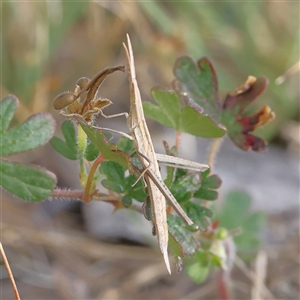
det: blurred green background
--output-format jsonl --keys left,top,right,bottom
{"left": 1, "top": 1, "right": 299, "bottom": 141}
{"left": 1, "top": 2, "right": 299, "bottom": 298}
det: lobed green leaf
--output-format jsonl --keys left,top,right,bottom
{"left": 0, "top": 160, "right": 57, "bottom": 202}
{"left": 1, "top": 113, "right": 56, "bottom": 157}
{"left": 173, "top": 56, "right": 220, "bottom": 121}
{"left": 145, "top": 88, "right": 226, "bottom": 138}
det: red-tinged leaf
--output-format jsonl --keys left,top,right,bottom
{"left": 221, "top": 76, "right": 275, "bottom": 152}
{"left": 223, "top": 76, "right": 268, "bottom": 111}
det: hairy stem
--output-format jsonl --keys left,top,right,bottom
{"left": 207, "top": 137, "right": 223, "bottom": 171}
{"left": 51, "top": 189, "right": 85, "bottom": 201}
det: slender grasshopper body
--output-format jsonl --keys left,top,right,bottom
{"left": 123, "top": 36, "right": 170, "bottom": 273}
{"left": 123, "top": 35, "right": 199, "bottom": 274}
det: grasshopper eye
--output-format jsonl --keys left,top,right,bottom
{"left": 76, "top": 77, "right": 90, "bottom": 90}
{"left": 53, "top": 91, "right": 77, "bottom": 110}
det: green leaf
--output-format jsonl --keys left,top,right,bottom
{"left": 79, "top": 121, "right": 129, "bottom": 168}
{"left": 122, "top": 195, "right": 133, "bottom": 208}
{"left": 98, "top": 161, "right": 147, "bottom": 203}
{"left": 62, "top": 120, "right": 77, "bottom": 147}
{"left": 0, "top": 112, "right": 56, "bottom": 157}
{"left": 50, "top": 137, "right": 77, "bottom": 160}
{"left": 117, "top": 136, "right": 135, "bottom": 153}
{"left": 0, "top": 160, "right": 57, "bottom": 202}
{"left": 184, "top": 202, "right": 213, "bottom": 230}
{"left": 146, "top": 88, "right": 181, "bottom": 129}
{"left": 180, "top": 106, "right": 225, "bottom": 138}
{"left": 50, "top": 120, "right": 78, "bottom": 160}
{"left": 195, "top": 189, "right": 218, "bottom": 201}
{"left": 241, "top": 211, "right": 265, "bottom": 233}
{"left": 84, "top": 142, "right": 99, "bottom": 161}
{"left": 124, "top": 175, "right": 147, "bottom": 202}
{"left": 144, "top": 88, "right": 226, "bottom": 138}
{"left": 194, "top": 172, "right": 221, "bottom": 201}
{"left": 185, "top": 259, "right": 209, "bottom": 284}
{"left": 0, "top": 95, "right": 18, "bottom": 133}
{"left": 215, "top": 190, "right": 266, "bottom": 253}
{"left": 202, "top": 174, "right": 222, "bottom": 189}
{"left": 169, "top": 169, "right": 200, "bottom": 203}
{"left": 173, "top": 56, "right": 220, "bottom": 120}
{"left": 99, "top": 161, "right": 125, "bottom": 184}
{"left": 101, "top": 179, "right": 124, "bottom": 193}
{"left": 218, "top": 190, "right": 252, "bottom": 229}
{"left": 168, "top": 214, "right": 200, "bottom": 256}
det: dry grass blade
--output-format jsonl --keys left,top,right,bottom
{"left": 235, "top": 255, "right": 275, "bottom": 299}
{"left": 0, "top": 242, "right": 21, "bottom": 300}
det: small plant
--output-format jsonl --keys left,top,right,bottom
{"left": 0, "top": 95, "right": 57, "bottom": 201}
{"left": 1, "top": 37, "right": 274, "bottom": 299}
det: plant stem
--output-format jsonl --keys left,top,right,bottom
{"left": 175, "top": 131, "right": 182, "bottom": 150}
{"left": 207, "top": 137, "right": 222, "bottom": 171}
{"left": 51, "top": 189, "right": 85, "bottom": 201}
{"left": 77, "top": 124, "right": 88, "bottom": 187}
{"left": 203, "top": 137, "right": 223, "bottom": 208}
{"left": 218, "top": 271, "right": 229, "bottom": 300}
{"left": 84, "top": 154, "right": 105, "bottom": 203}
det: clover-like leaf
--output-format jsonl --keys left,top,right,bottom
{"left": 221, "top": 76, "right": 275, "bottom": 152}
{"left": 144, "top": 88, "right": 226, "bottom": 138}
{"left": 0, "top": 97, "right": 56, "bottom": 157}
{"left": 50, "top": 120, "right": 78, "bottom": 160}
{"left": 194, "top": 170, "right": 222, "bottom": 201}
{"left": 0, "top": 160, "right": 57, "bottom": 202}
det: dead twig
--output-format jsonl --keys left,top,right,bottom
{"left": 0, "top": 242, "right": 21, "bottom": 300}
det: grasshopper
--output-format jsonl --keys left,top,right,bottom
{"left": 123, "top": 35, "right": 209, "bottom": 274}
{"left": 53, "top": 35, "right": 210, "bottom": 274}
